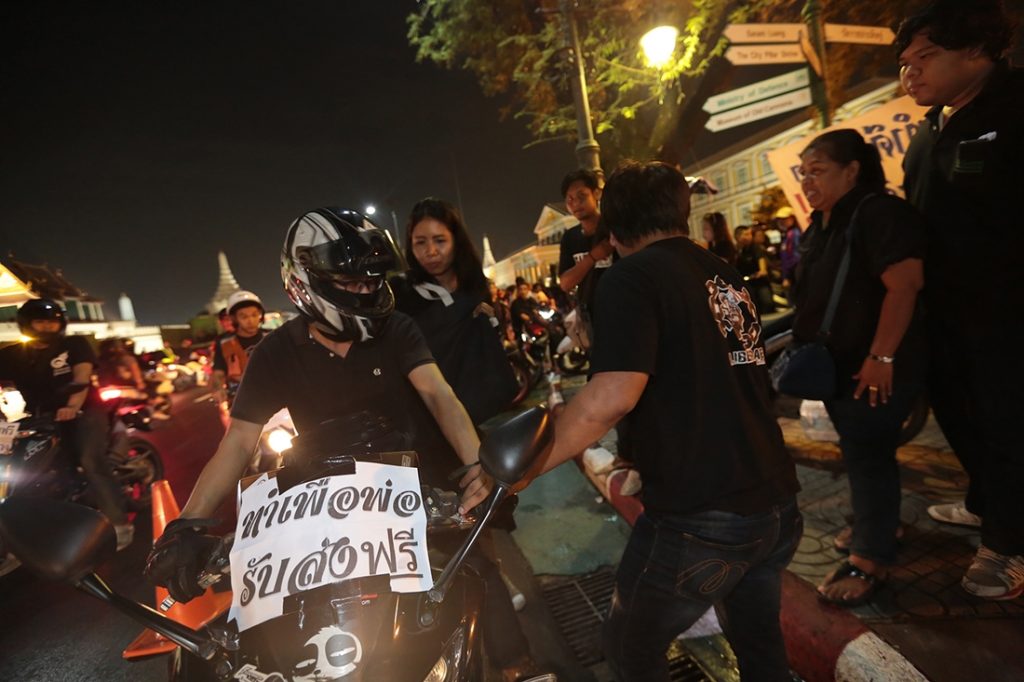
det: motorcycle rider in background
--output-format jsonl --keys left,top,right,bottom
{"left": 211, "top": 290, "right": 267, "bottom": 407}
{"left": 145, "top": 208, "right": 538, "bottom": 681}
{"left": 0, "top": 299, "right": 134, "bottom": 549}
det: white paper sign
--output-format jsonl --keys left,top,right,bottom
{"left": 228, "top": 462, "right": 431, "bottom": 632}
{"left": 0, "top": 422, "right": 17, "bottom": 455}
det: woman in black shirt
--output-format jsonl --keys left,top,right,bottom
{"left": 793, "top": 129, "right": 926, "bottom": 607}
{"left": 701, "top": 211, "right": 737, "bottom": 266}
{"left": 735, "top": 225, "right": 775, "bottom": 313}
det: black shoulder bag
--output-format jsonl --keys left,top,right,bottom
{"left": 770, "top": 194, "right": 875, "bottom": 400}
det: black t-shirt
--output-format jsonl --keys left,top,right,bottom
{"left": 509, "top": 296, "right": 538, "bottom": 334}
{"left": 0, "top": 336, "right": 102, "bottom": 413}
{"left": 709, "top": 240, "right": 738, "bottom": 266}
{"left": 735, "top": 244, "right": 767, "bottom": 280}
{"left": 903, "top": 62, "right": 1024, "bottom": 331}
{"left": 392, "top": 278, "right": 517, "bottom": 425}
{"left": 558, "top": 224, "right": 615, "bottom": 317}
{"left": 793, "top": 188, "right": 927, "bottom": 386}
{"left": 212, "top": 331, "right": 266, "bottom": 373}
{"left": 230, "top": 314, "right": 461, "bottom": 488}
{"left": 591, "top": 236, "right": 799, "bottom": 516}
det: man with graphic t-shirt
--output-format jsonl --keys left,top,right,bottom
{"left": 534, "top": 162, "right": 801, "bottom": 681}
{"left": 557, "top": 169, "right": 614, "bottom": 346}
{"left": 0, "top": 299, "right": 134, "bottom": 549}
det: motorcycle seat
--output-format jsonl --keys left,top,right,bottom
{"left": 0, "top": 497, "right": 115, "bottom": 582}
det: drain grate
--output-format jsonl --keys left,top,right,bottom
{"left": 540, "top": 568, "right": 712, "bottom": 682}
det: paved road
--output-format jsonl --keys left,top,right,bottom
{"left": 0, "top": 387, "right": 223, "bottom": 682}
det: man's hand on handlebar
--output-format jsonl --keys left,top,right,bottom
{"left": 458, "top": 463, "right": 493, "bottom": 515}
{"left": 54, "top": 407, "right": 79, "bottom": 422}
{"left": 144, "top": 518, "right": 221, "bottom": 604}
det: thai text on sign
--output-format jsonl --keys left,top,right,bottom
{"left": 228, "top": 462, "right": 431, "bottom": 632}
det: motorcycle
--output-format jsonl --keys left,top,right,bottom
{"left": 0, "top": 384, "right": 164, "bottom": 576}
{"left": 0, "top": 407, "right": 557, "bottom": 682}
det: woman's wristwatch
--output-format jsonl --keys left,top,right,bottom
{"left": 868, "top": 353, "right": 895, "bottom": 364}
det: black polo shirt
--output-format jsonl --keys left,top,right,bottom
{"left": 0, "top": 336, "right": 102, "bottom": 414}
{"left": 903, "top": 61, "right": 1024, "bottom": 331}
{"left": 793, "top": 188, "right": 927, "bottom": 387}
{"left": 231, "top": 314, "right": 461, "bottom": 487}
{"left": 591, "top": 236, "right": 799, "bottom": 516}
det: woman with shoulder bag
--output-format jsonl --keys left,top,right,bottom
{"left": 791, "top": 129, "right": 927, "bottom": 607}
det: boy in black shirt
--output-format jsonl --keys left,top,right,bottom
{"left": 535, "top": 162, "right": 801, "bottom": 681}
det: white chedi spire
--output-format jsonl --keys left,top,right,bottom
{"left": 206, "top": 250, "right": 242, "bottom": 314}
{"left": 118, "top": 293, "right": 136, "bottom": 322}
{"left": 481, "top": 235, "right": 496, "bottom": 270}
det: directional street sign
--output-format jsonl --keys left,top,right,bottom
{"left": 725, "top": 44, "right": 806, "bottom": 66}
{"left": 702, "top": 69, "right": 810, "bottom": 115}
{"left": 824, "top": 23, "right": 895, "bottom": 45}
{"left": 724, "top": 23, "right": 804, "bottom": 44}
{"left": 705, "top": 87, "right": 812, "bottom": 132}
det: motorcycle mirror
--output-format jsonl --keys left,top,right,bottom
{"left": 478, "top": 406, "right": 553, "bottom": 488}
{"left": 0, "top": 496, "right": 115, "bottom": 582}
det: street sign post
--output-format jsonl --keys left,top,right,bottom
{"left": 824, "top": 23, "right": 895, "bottom": 45}
{"left": 702, "top": 69, "right": 810, "bottom": 115}
{"left": 705, "top": 88, "right": 812, "bottom": 132}
{"left": 725, "top": 44, "right": 807, "bottom": 65}
{"left": 724, "top": 23, "right": 804, "bottom": 43}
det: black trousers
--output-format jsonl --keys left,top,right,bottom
{"left": 64, "top": 407, "right": 126, "bottom": 525}
{"left": 928, "top": 316, "right": 1024, "bottom": 556}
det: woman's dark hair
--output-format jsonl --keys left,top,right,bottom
{"left": 895, "top": 0, "right": 1015, "bottom": 62}
{"left": 702, "top": 212, "right": 732, "bottom": 245}
{"left": 599, "top": 161, "right": 691, "bottom": 246}
{"left": 800, "top": 129, "right": 887, "bottom": 192}
{"left": 404, "top": 197, "right": 488, "bottom": 299}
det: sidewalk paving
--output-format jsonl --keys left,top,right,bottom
{"left": 559, "top": 374, "right": 1024, "bottom": 682}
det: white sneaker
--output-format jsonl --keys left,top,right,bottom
{"left": 962, "top": 546, "right": 1024, "bottom": 600}
{"left": 927, "top": 501, "right": 981, "bottom": 528}
{"left": 115, "top": 524, "right": 135, "bottom": 551}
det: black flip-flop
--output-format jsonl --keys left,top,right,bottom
{"left": 818, "top": 560, "right": 884, "bottom": 607}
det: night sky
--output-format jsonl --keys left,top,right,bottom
{"left": 0, "top": 1, "right": 573, "bottom": 324}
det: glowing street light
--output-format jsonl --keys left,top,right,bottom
{"left": 364, "top": 205, "right": 377, "bottom": 216}
{"left": 640, "top": 25, "right": 679, "bottom": 68}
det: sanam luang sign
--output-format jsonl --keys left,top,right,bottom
{"left": 228, "top": 462, "right": 431, "bottom": 631}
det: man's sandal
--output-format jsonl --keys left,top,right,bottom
{"left": 833, "top": 525, "right": 905, "bottom": 554}
{"left": 818, "top": 560, "right": 884, "bottom": 607}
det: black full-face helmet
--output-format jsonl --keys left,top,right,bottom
{"left": 17, "top": 298, "right": 67, "bottom": 344}
{"left": 281, "top": 208, "right": 403, "bottom": 342}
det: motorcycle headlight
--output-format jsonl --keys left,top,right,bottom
{"left": 538, "top": 308, "right": 554, "bottom": 321}
{"left": 266, "top": 428, "right": 294, "bottom": 454}
{"left": 422, "top": 624, "right": 466, "bottom": 682}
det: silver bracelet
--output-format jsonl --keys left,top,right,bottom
{"left": 869, "top": 353, "right": 895, "bottom": 364}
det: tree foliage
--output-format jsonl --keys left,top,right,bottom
{"left": 407, "top": 0, "right": 1005, "bottom": 163}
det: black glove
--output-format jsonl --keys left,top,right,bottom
{"left": 144, "top": 517, "right": 221, "bottom": 604}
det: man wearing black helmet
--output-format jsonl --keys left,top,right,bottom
{"left": 148, "top": 209, "right": 491, "bottom": 593}
{"left": 0, "top": 299, "right": 134, "bottom": 549}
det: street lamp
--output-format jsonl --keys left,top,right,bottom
{"left": 640, "top": 25, "right": 679, "bottom": 68}
{"left": 364, "top": 205, "right": 377, "bottom": 216}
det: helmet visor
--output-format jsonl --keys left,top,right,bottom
{"left": 295, "top": 228, "right": 402, "bottom": 279}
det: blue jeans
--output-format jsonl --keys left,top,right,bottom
{"left": 825, "top": 381, "right": 922, "bottom": 565}
{"left": 604, "top": 499, "right": 802, "bottom": 682}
